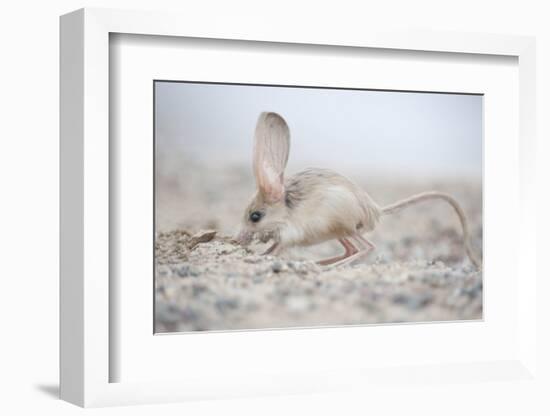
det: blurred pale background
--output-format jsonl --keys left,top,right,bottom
{"left": 156, "top": 82, "right": 481, "bottom": 177}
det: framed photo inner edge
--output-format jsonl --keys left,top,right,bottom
{"left": 60, "top": 7, "right": 537, "bottom": 407}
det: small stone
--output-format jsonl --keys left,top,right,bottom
{"left": 215, "top": 298, "right": 239, "bottom": 313}
{"left": 392, "top": 293, "right": 433, "bottom": 310}
{"left": 402, "top": 236, "right": 415, "bottom": 247}
{"left": 191, "top": 283, "right": 209, "bottom": 296}
{"left": 244, "top": 256, "right": 263, "bottom": 264}
{"left": 188, "top": 229, "right": 217, "bottom": 249}
{"left": 188, "top": 266, "right": 200, "bottom": 277}
{"left": 156, "top": 302, "right": 181, "bottom": 324}
{"left": 156, "top": 265, "right": 171, "bottom": 278}
{"left": 287, "top": 261, "right": 314, "bottom": 275}
{"left": 176, "top": 264, "right": 190, "bottom": 278}
{"left": 161, "top": 282, "right": 179, "bottom": 299}
{"left": 167, "top": 263, "right": 199, "bottom": 278}
{"left": 180, "top": 306, "right": 200, "bottom": 322}
{"left": 272, "top": 261, "right": 284, "bottom": 273}
{"left": 460, "top": 281, "right": 483, "bottom": 298}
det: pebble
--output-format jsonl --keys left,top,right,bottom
{"left": 176, "top": 264, "right": 190, "bottom": 278}
{"left": 157, "top": 265, "right": 171, "bottom": 278}
{"left": 392, "top": 292, "right": 433, "bottom": 310}
{"left": 156, "top": 302, "right": 181, "bottom": 324}
{"left": 168, "top": 263, "right": 201, "bottom": 278}
{"left": 271, "top": 261, "right": 284, "bottom": 273}
{"left": 460, "top": 281, "right": 483, "bottom": 298}
{"left": 180, "top": 306, "right": 200, "bottom": 323}
{"left": 161, "top": 283, "right": 179, "bottom": 299}
{"left": 191, "top": 283, "right": 209, "bottom": 296}
{"left": 188, "top": 229, "right": 217, "bottom": 249}
{"left": 287, "top": 261, "right": 318, "bottom": 275}
{"left": 244, "top": 256, "right": 263, "bottom": 264}
{"left": 215, "top": 298, "right": 240, "bottom": 313}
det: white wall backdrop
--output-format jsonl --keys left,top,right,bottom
{"left": 0, "top": 1, "right": 548, "bottom": 416}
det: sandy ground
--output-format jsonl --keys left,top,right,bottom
{"left": 155, "top": 164, "right": 482, "bottom": 333}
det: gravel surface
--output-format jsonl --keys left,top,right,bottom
{"left": 155, "top": 201, "right": 482, "bottom": 331}
{"left": 155, "top": 165, "right": 482, "bottom": 332}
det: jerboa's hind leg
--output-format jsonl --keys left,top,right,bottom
{"left": 318, "top": 235, "right": 375, "bottom": 267}
{"left": 327, "top": 234, "right": 375, "bottom": 267}
{"left": 317, "top": 238, "right": 358, "bottom": 266}
{"left": 264, "top": 238, "right": 360, "bottom": 263}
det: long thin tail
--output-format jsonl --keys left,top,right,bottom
{"left": 381, "top": 191, "right": 481, "bottom": 269}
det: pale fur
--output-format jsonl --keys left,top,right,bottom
{"left": 253, "top": 112, "right": 290, "bottom": 202}
{"left": 239, "top": 168, "right": 380, "bottom": 248}
{"left": 280, "top": 169, "right": 380, "bottom": 247}
{"left": 237, "top": 111, "right": 481, "bottom": 269}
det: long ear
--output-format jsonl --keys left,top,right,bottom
{"left": 253, "top": 112, "right": 290, "bottom": 203}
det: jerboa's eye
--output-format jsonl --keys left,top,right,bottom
{"left": 249, "top": 211, "right": 263, "bottom": 223}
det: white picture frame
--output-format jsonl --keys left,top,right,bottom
{"left": 60, "top": 7, "right": 538, "bottom": 407}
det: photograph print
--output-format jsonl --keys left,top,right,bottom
{"left": 154, "top": 81, "right": 483, "bottom": 333}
